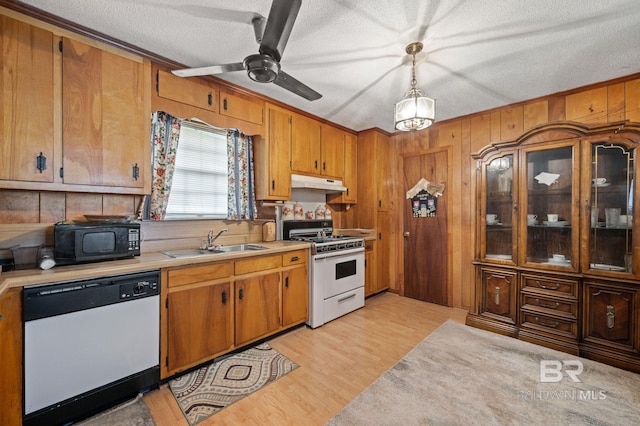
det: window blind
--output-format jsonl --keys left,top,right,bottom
{"left": 165, "top": 124, "right": 228, "bottom": 219}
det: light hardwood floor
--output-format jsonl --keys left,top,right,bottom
{"left": 143, "top": 292, "right": 468, "bottom": 425}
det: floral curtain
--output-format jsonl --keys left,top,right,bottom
{"left": 227, "top": 130, "right": 257, "bottom": 220}
{"left": 139, "top": 111, "right": 182, "bottom": 220}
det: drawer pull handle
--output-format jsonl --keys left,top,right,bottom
{"left": 534, "top": 317, "right": 559, "bottom": 328}
{"left": 238, "top": 287, "right": 244, "bottom": 300}
{"left": 222, "top": 290, "right": 227, "bottom": 305}
{"left": 606, "top": 305, "right": 615, "bottom": 329}
{"left": 494, "top": 287, "right": 500, "bottom": 305}
{"left": 291, "top": 256, "right": 299, "bottom": 262}
{"left": 536, "top": 299, "right": 560, "bottom": 309}
{"left": 285, "top": 277, "right": 289, "bottom": 288}
{"left": 337, "top": 293, "right": 356, "bottom": 303}
{"left": 535, "top": 280, "right": 560, "bottom": 290}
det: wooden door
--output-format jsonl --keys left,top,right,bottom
{"left": 167, "top": 281, "right": 233, "bottom": 373}
{"left": 291, "top": 114, "right": 321, "bottom": 174}
{"left": 235, "top": 271, "right": 281, "bottom": 345}
{"left": 403, "top": 149, "right": 450, "bottom": 305}
{"left": 320, "top": 125, "right": 345, "bottom": 178}
{"left": 62, "top": 37, "right": 147, "bottom": 188}
{"left": 0, "top": 17, "right": 54, "bottom": 183}
{"left": 282, "top": 265, "right": 308, "bottom": 326}
{"left": 267, "top": 107, "right": 292, "bottom": 199}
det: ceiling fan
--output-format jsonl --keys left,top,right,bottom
{"left": 172, "top": 0, "right": 322, "bottom": 101}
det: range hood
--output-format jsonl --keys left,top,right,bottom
{"left": 290, "top": 174, "right": 346, "bottom": 193}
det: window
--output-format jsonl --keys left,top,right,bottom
{"left": 165, "top": 124, "right": 228, "bottom": 219}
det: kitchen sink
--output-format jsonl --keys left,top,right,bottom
{"left": 208, "top": 244, "right": 269, "bottom": 253}
{"left": 161, "top": 244, "right": 268, "bottom": 258}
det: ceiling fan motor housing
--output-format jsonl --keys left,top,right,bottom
{"left": 244, "top": 53, "right": 280, "bottom": 83}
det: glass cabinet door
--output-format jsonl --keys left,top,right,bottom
{"left": 586, "top": 142, "right": 635, "bottom": 275}
{"left": 522, "top": 144, "right": 579, "bottom": 269}
{"left": 482, "top": 154, "right": 516, "bottom": 263}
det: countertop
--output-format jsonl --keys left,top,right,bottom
{"left": 0, "top": 240, "right": 310, "bottom": 297}
{"left": 334, "top": 228, "right": 377, "bottom": 241}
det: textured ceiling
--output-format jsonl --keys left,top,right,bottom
{"left": 15, "top": 0, "right": 640, "bottom": 133}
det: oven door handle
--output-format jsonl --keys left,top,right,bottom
{"left": 313, "top": 247, "right": 365, "bottom": 260}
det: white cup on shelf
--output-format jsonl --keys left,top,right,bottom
{"left": 486, "top": 214, "right": 498, "bottom": 225}
{"left": 547, "top": 213, "right": 559, "bottom": 222}
{"left": 552, "top": 254, "right": 565, "bottom": 262}
{"left": 527, "top": 214, "right": 537, "bottom": 225}
{"left": 592, "top": 178, "right": 607, "bottom": 185}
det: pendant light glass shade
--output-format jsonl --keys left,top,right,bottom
{"left": 394, "top": 42, "right": 435, "bottom": 132}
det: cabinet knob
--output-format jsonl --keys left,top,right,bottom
{"left": 403, "top": 232, "right": 411, "bottom": 237}
{"left": 285, "top": 277, "right": 289, "bottom": 288}
{"left": 222, "top": 290, "right": 227, "bottom": 304}
{"left": 238, "top": 287, "right": 244, "bottom": 300}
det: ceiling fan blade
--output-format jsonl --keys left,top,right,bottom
{"left": 259, "top": 0, "right": 301, "bottom": 62}
{"left": 274, "top": 70, "right": 322, "bottom": 101}
{"left": 172, "top": 62, "right": 245, "bottom": 77}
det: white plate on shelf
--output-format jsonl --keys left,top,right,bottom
{"left": 592, "top": 183, "right": 611, "bottom": 188}
{"left": 546, "top": 258, "right": 571, "bottom": 266}
{"left": 543, "top": 220, "right": 570, "bottom": 227}
{"left": 590, "top": 263, "right": 625, "bottom": 272}
{"left": 486, "top": 254, "right": 512, "bottom": 260}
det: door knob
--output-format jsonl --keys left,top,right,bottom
{"left": 403, "top": 232, "right": 411, "bottom": 237}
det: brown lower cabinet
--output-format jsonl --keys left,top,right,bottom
{"left": 162, "top": 249, "right": 308, "bottom": 378}
{"left": 468, "top": 265, "right": 640, "bottom": 373}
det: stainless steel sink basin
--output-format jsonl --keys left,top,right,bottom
{"left": 208, "top": 244, "right": 268, "bottom": 253}
{"left": 161, "top": 244, "right": 268, "bottom": 258}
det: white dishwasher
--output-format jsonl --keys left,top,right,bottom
{"left": 23, "top": 270, "right": 160, "bottom": 426}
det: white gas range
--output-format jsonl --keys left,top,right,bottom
{"left": 283, "top": 220, "right": 365, "bottom": 328}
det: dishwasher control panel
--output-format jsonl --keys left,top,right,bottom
{"left": 119, "top": 278, "right": 158, "bottom": 299}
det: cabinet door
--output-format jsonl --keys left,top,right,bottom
{"left": 266, "top": 107, "right": 291, "bottom": 200}
{"left": 0, "top": 288, "right": 22, "bottom": 426}
{"left": 167, "top": 281, "right": 233, "bottom": 373}
{"left": 219, "top": 89, "right": 264, "bottom": 125}
{"left": 62, "top": 38, "right": 147, "bottom": 189}
{"left": 327, "top": 132, "right": 357, "bottom": 204}
{"left": 291, "top": 114, "right": 321, "bottom": 174}
{"left": 481, "top": 153, "right": 517, "bottom": 264}
{"left": 520, "top": 143, "right": 579, "bottom": 270}
{"left": 235, "top": 271, "right": 281, "bottom": 345}
{"left": 376, "top": 211, "right": 392, "bottom": 292}
{"left": 364, "top": 241, "right": 376, "bottom": 296}
{"left": 157, "top": 69, "right": 217, "bottom": 112}
{"left": 583, "top": 141, "right": 636, "bottom": 277}
{"left": 0, "top": 17, "right": 54, "bottom": 183}
{"left": 479, "top": 268, "right": 516, "bottom": 324}
{"left": 584, "top": 280, "right": 639, "bottom": 353}
{"left": 320, "top": 125, "right": 345, "bottom": 179}
{"left": 376, "top": 132, "right": 393, "bottom": 211}
{"left": 282, "top": 265, "right": 308, "bottom": 326}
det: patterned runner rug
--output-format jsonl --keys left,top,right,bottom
{"left": 169, "top": 343, "right": 298, "bottom": 425}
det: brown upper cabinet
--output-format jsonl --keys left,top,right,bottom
{"left": 254, "top": 105, "right": 291, "bottom": 200}
{"left": 0, "top": 16, "right": 54, "bottom": 184}
{"left": 62, "top": 37, "right": 150, "bottom": 190}
{"left": 319, "top": 124, "right": 346, "bottom": 179}
{"left": 290, "top": 114, "right": 322, "bottom": 175}
{"left": 0, "top": 16, "right": 151, "bottom": 194}
{"left": 219, "top": 88, "right": 264, "bottom": 126}
{"left": 157, "top": 69, "right": 218, "bottom": 112}
{"left": 327, "top": 132, "right": 357, "bottom": 204}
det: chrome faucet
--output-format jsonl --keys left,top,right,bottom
{"left": 207, "top": 228, "right": 229, "bottom": 248}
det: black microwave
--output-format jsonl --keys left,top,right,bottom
{"left": 53, "top": 222, "right": 141, "bottom": 266}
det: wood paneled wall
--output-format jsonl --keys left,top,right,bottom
{"left": 383, "top": 74, "right": 640, "bottom": 310}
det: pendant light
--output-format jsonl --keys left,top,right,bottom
{"left": 394, "top": 42, "right": 435, "bottom": 132}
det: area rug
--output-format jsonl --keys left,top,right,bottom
{"left": 327, "top": 320, "right": 640, "bottom": 425}
{"left": 78, "top": 393, "right": 155, "bottom": 426}
{"left": 169, "top": 342, "right": 298, "bottom": 425}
